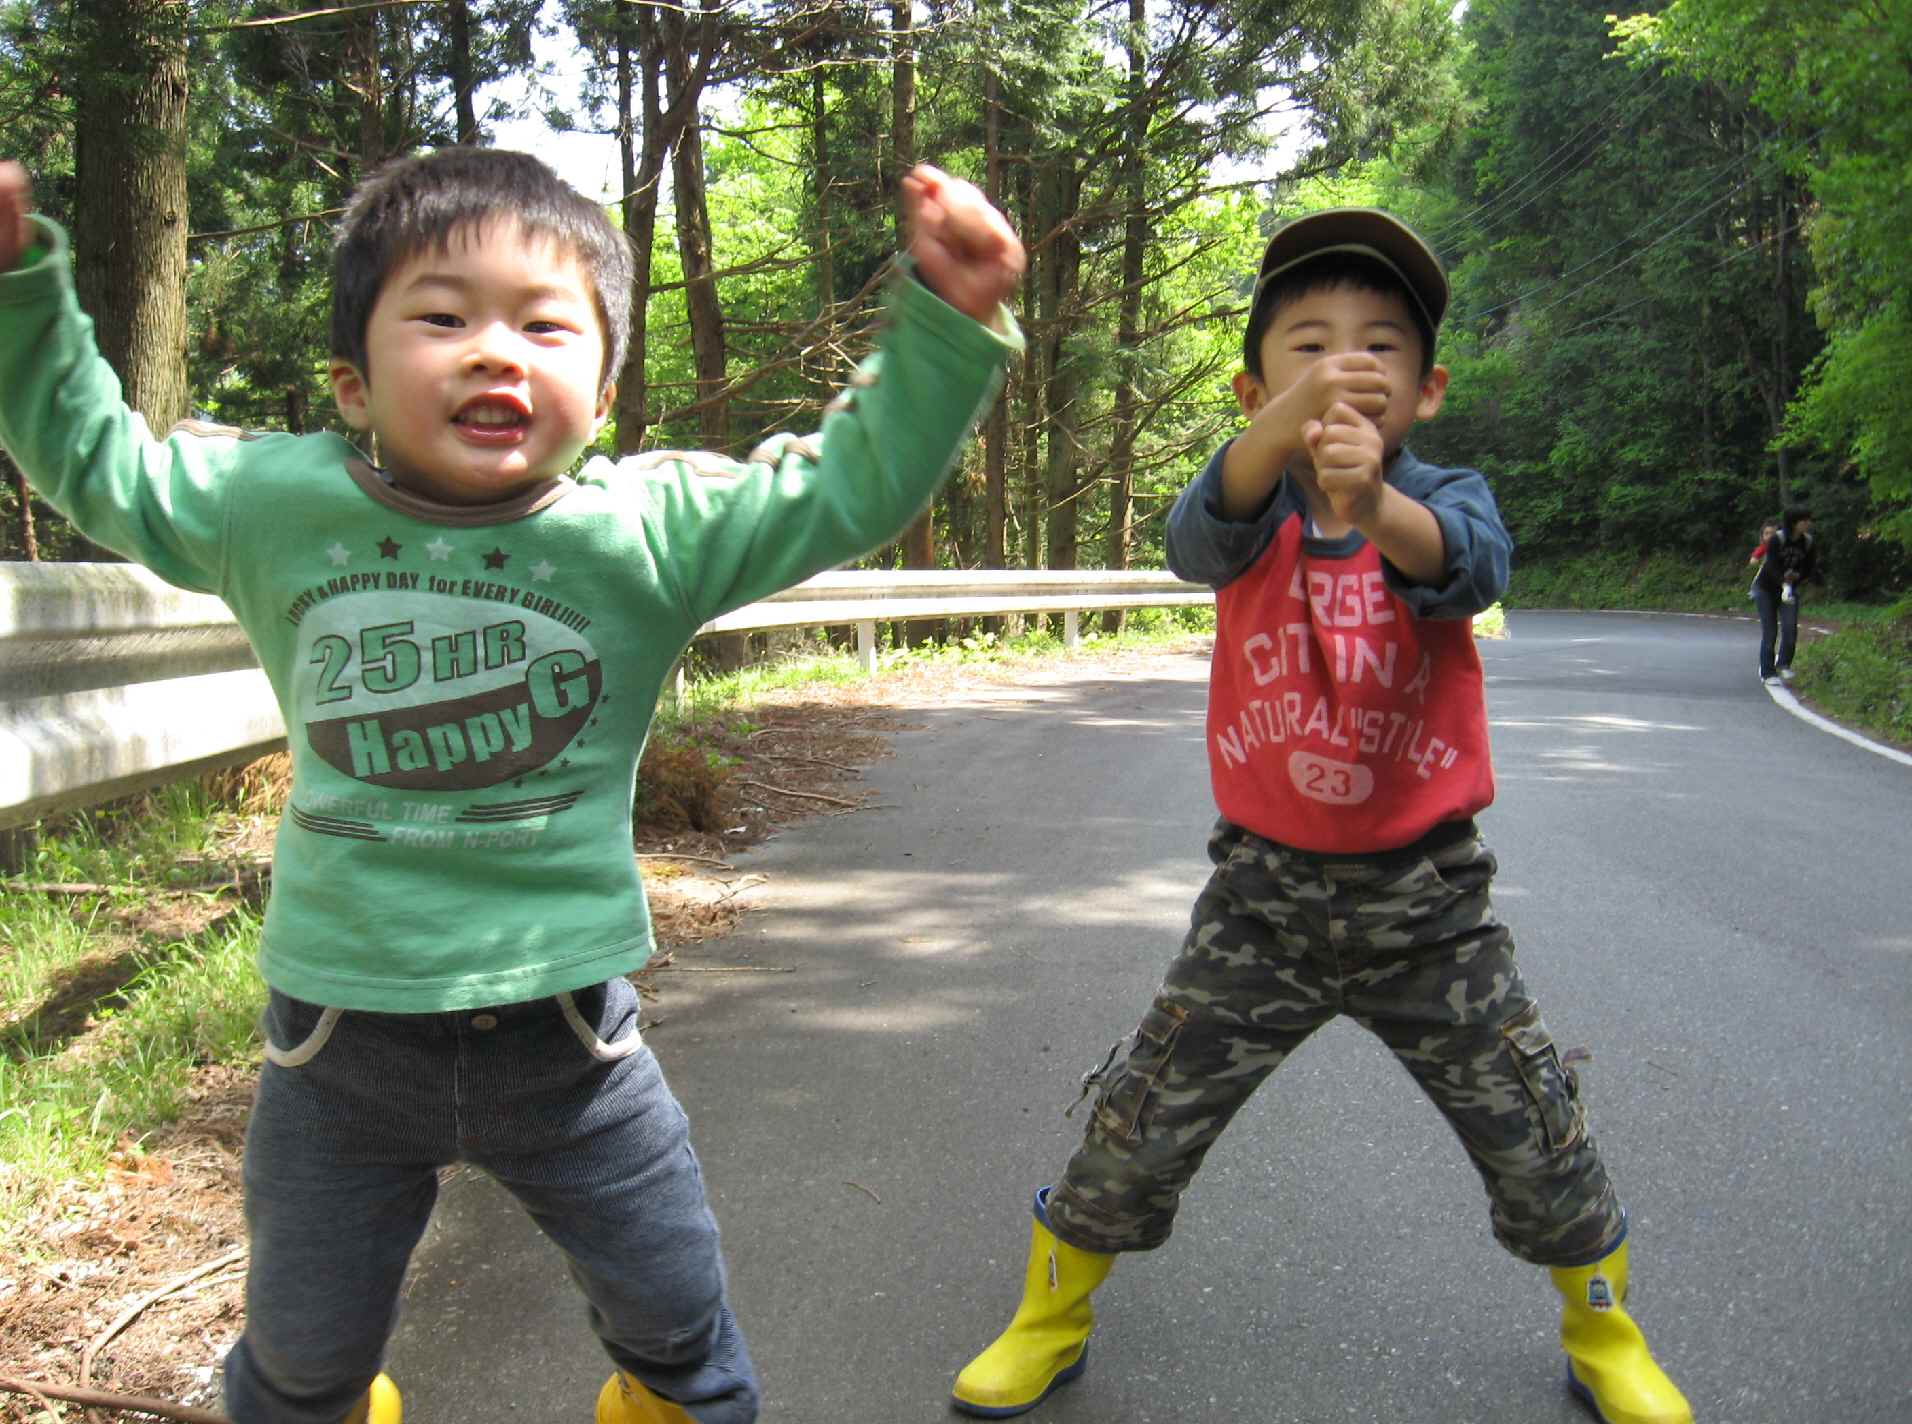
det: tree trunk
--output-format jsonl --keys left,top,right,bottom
{"left": 71, "top": 0, "right": 190, "bottom": 561}
{"left": 612, "top": 0, "right": 692, "bottom": 457}
{"left": 6, "top": 450, "right": 37, "bottom": 561}
{"left": 889, "top": 0, "right": 939, "bottom": 645}
{"left": 448, "top": 0, "right": 479, "bottom": 144}
{"left": 1018, "top": 161, "right": 1043, "bottom": 577}
{"left": 613, "top": 11, "right": 653, "bottom": 454}
{"left": 673, "top": 112, "right": 728, "bottom": 450}
{"left": 1771, "top": 178, "right": 1794, "bottom": 510}
{"left": 346, "top": 1, "right": 387, "bottom": 170}
{"left": 982, "top": 61, "right": 1007, "bottom": 574}
{"left": 1102, "top": 0, "right": 1148, "bottom": 635}
{"left": 1040, "top": 155, "right": 1083, "bottom": 578}
{"left": 812, "top": 65, "right": 835, "bottom": 326}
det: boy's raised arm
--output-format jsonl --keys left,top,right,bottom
{"left": 900, "top": 164, "right": 1024, "bottom": 329}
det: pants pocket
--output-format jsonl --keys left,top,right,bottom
{"left": 1501, "top": 1001, "right": 1585, "bottom": 1153}
{"left": 1422, "top": 834, "right": 1496, "bottom": 899}
{"left": 559, "top": 978, "right": 646, "bottom": 1063}
{"left": 259, "top": 991, "right": 344, "bottom": 1069}
{"left": 1090, "top": 999, "right": 1188, "bottom": 1145}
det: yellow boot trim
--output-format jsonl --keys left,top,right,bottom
{"left": 1550, "top": 1241, "right": 1693, "bottom": 1424}
{"left": 952, "top": 1196, "right": 1116, "bottom": 1418}
{"left": 596, "top": 1372, "right": 697, "bottom": 1424}
{"left": 342, "top": 1373, "right": 401, "bottom": 1424}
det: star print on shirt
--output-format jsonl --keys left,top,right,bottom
{"left": 530, "top": 559, "right": 557, "bottom": 582}
{"left": 378, "top": 537, "right": 402, "bottom": 560}
{"left": 426, "top": 538, "right": 453, "bottom": 561}
{"left": 326, "top": 542, "right": 351, "bottom": 567}
{"left": 483, "top": 548, "right": 510, "bottom": 571}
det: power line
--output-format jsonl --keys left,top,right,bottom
{"left": 1548, "top": 218, "right": 1806, "bottom": 341}
{"left": 1419, "top": 64, "right": 1669, "bottom": 250}
{"left": 1461, "top": 171, "right": 1756, "bottom": 326}
{"left": 1459, "top": 76, "right": 1678, "bottom": 247}
{"left": 1452, "top": 126, "right": 1821, "bottom": 325}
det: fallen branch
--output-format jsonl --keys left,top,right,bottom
{"left": 0, "top": 1375, "right": 230, "bottom": 1424}
{"left": 637, "top": 853, "right": 736, "bottom": 870}
{"left": 80, "top": 1247, "right": 248, "bottom": 1390}
{"left": 711, "top": 875, "right": 769, "bottom": 905}
{"left": 7, "top": 1376, "right": 58, "bottom": 1423}
{"left": 734, "top": 780, "right": 859, "bottom": 809}
{"left": 758, "top": 752, "right": 861, "bottom": 773}
{"left": 3, "top": 881, "right": 250, "bottom": 898}
{"left": 844, "top": 1180, "right": 883, "bottom": 1204}
{"left": 652, "top": 964, "right": 794, "bottom": 974}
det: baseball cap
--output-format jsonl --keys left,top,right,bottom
{"left": 1245, "top": 208, "right": 1448, "bottom": 352}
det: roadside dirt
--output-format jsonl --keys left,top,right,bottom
{"left": 0, "top": 639, "right": 1210, "bottom": 1423}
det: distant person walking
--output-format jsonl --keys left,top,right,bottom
{"left": 1753, "top": 506, "right": 1819, "bottom": 684}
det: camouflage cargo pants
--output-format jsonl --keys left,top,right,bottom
{"left": 1046, "top": 819, "right": 1625, "bottom": 1269}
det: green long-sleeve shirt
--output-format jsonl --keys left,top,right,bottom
{"left": 0, "top": 217, "right": 1018, "bottom": 1011}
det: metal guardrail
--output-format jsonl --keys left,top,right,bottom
{"left": 0, "top": 562, "right": 1211, "bottom": 828}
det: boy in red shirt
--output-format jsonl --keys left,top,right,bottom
{"left": 951, "top": 210, "right": 1691, "bottom": 1424}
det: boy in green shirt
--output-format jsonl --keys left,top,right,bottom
{"left": 0, "top": 148, "right": 1021, "bottom": 1424}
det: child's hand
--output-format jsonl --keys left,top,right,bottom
{"left": 0, "top": 162, "right": 33, "bottom": 273}
{"left": 1308, "top": 402, "right": 1386, "bottom": 526}
{"left": 1259, "top": 353, "right": 1392, "bottom": 458}
{"left": 901, "top": 164, "right": 1025, "bottom": 326}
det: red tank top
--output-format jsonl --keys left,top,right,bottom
{"left": 1206, "top": 518, "right": 1495, "bottom": 853}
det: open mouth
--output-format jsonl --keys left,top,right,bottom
{"left": 453, "top": 393, "right": 531, "bottom": 428}
{"left": 453, "top": 395, "right": 531, "bottom": 433}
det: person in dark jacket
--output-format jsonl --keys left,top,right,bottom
{"left": 1753, "top": 505, "right": 1819, "bottom": 683}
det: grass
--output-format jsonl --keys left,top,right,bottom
{"left": 662, "top": 605, "right": 1217, "bottom": 727}
{"left": 1790, "top": 612, "right": 1912, "bottom": 746}
{"left": 1, "top": 782, "right": 268, "bottom": 1232}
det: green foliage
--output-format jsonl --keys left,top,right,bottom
{"left": 0, "top": 794, "right": 266, "bottom": 1227}
{"left": 1613, "top": 0, "right": 1912, "bottom": 555}
{"left": 1784, "top": 300, "right": 1912, "bottom": 550}
{"left": 1505, "top": 550, "right": 1754, "bottom": 612}
{"left": 5, "top": 0, "right": 1898, "bottom": 592}
{"left": 1424, "top": 0, "right": 1815, "bottom": 555}
{"left": 1792, "top": 613, "right": 1912, "bottom": 747}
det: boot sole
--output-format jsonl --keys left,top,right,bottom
{"left": 1567, "top": 1364, "right": 1607, "bottom": 1423}
{"left": 1564, "top": 1362, "right": 1691, "bottom": 1424}
{"left": 950, "top": 1346, "right": 1089, "bottom": 1419}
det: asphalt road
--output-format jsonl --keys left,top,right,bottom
{"left": 386, "top": 610, "right": 1911, "bottom": 1424}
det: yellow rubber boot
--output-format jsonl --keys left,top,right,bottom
{"left": 341, "top": 1374, "right": 401, "bottom": 1424}
{"left": 952, "top": 1188, "right": 1116, "bottom": 1418}
{"left": 596, "top": 1371, "right": 697, "bottom": 1424}
{"left": 1550, "top": 1241, "right": 1693, "bottom": 1424}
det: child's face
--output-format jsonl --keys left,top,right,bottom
{"left": 330, "top": 219, "right": 613, "bottom": 505}
{"left": 1244, "top": 283, "right": 1445, "bottom": 462}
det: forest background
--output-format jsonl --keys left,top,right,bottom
{"left": 1, "top": 0, "right": 1909, "bottom": 612}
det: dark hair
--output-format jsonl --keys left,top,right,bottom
{"left": 1243, "top": 251, "right": 1436, "bottom": 380}
{"left": 329, "top": 147, "right": 634, "bottom": 391}
{"left": 1782, "top": 505, "right": 1813, "bottom": 535}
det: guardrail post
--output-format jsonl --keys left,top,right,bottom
{"left": 856, "top": 620, "right": 877, "bottom": 676}
{"left": 1064, "top": 610, "right": 1080, "bottom": 650}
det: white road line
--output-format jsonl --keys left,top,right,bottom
{"left": 1766, "top": 682, "right": 1912, "bottom": 767}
